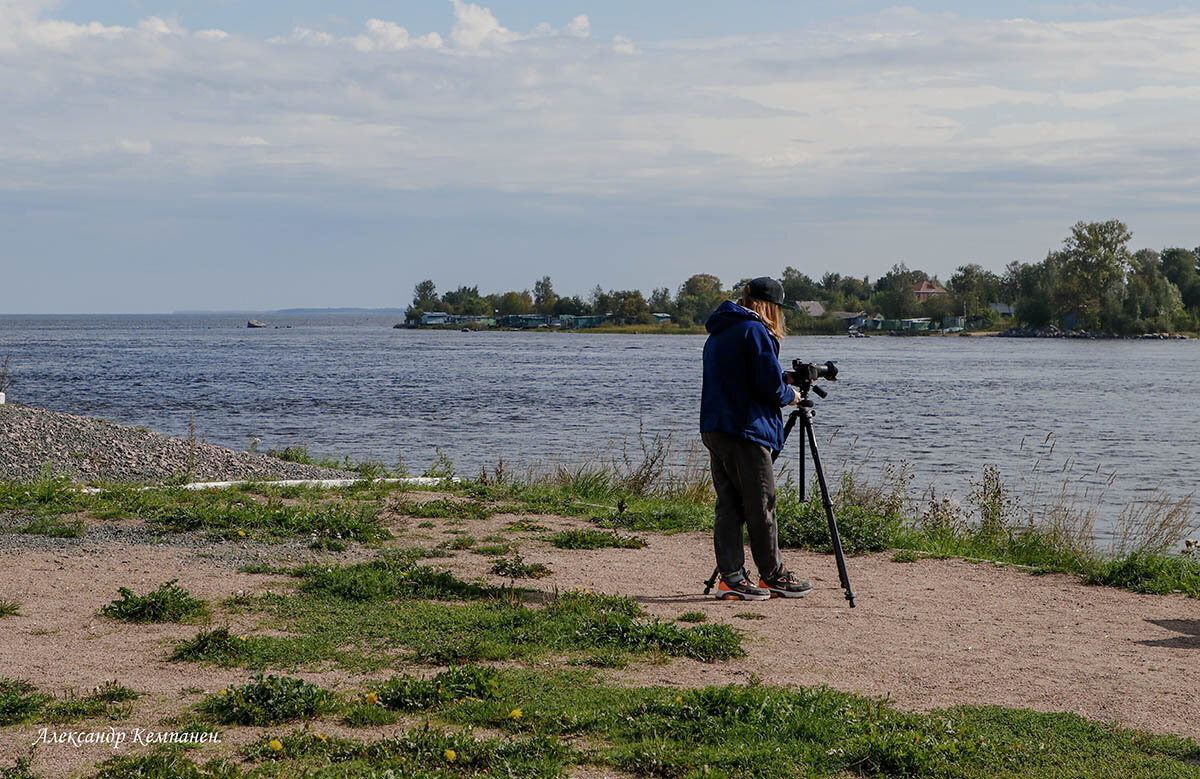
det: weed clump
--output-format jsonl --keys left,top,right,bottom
{"left": 0, "top": 678, "right": 50, "bottom": 725}
{"left": 0, "top": 599, "right": 19, "bottom": 618}
{"left": 100, "top": 580, "right": 209, "bottom": 623}
{"left": 15, "top": 516, "right": 85, "bottom": 538}
{"left": 376, "top": 666, "right": 501, "bottom": 710}
{"left": 43, "top": 682, "right": 138, "bottom": 723}
{"left": 170, "top": 626, "right": 245, "bottom": 664}
{"left": 199, "top": 674, "right": 337, "bottom": 726}
{"left": 548, "top": 529, "right": 647, "bottom": 550}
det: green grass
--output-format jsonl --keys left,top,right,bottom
{"left": 173, "top": 564, "right": 742, "bottom": 671}
{"left": 489, "top": 553, "right": 551, "bottom": 580}
{"left": 15, "top": 516, "right": 86, "bottom": 538}
{"left": 85, "top": 669, "right": 1200, "bottom": 778}
{"left": 100, "top": 580, "right": 210, "bottom": 623}
{"left": 676, "top": 611, "right": 706, "bottom": 623}
{"left": 43, "top": 682, "right": 139, "bottom": 723}
{"left": 393, "top": 498, "right": 493, "bottom": 520}
{"left": 547, "top": 528, "right": 647, "bottom": 550}
{"left": 198, "top": 674, "right": 338, "bottom": 726}
{"left": 0, "top": 678, "right": 50, "bottom": 725}
{"left": 0, "top": 599, "right": 19, "bottom": 618}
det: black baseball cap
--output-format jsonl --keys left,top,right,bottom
{"left": 746, "top": 276, "right": 785, "bottom": 306}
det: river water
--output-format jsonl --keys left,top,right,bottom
{"left": 2, "top": 313, "right": 1197, "bottom": 539}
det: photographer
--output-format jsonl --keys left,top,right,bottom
{"left": 700, "top": 277, "right": 813, "bottom": 601}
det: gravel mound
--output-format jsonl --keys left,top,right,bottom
{"left": 0, "top": 403, "right": 357, "bottom": 484}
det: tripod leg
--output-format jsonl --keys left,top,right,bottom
{"left": 802, "top": 417, "right": 857, "bottom": 608}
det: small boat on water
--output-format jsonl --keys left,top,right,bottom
{"left": 247, "top": 320, "right": 268, "bottom": 328}
{"left": 847, "top": 327, "right": 869, "bottom": 338}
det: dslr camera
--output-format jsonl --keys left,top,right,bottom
{"left": 784, "top": 360, "right": 838, "bottom": 386}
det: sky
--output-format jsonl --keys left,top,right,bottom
{"left": 2, "top": 1, "right": 1200, "bottom": 313}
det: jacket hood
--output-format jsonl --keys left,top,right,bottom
{"left": 705, "top": 300, "right": 759, "bottom": 335}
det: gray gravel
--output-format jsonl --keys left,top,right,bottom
{"left": 0, "top": 403, "right": 357, "bottom": 484}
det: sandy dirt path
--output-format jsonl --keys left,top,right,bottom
{"left": 0, "top": 509, "right": 1197, "bottom": 777}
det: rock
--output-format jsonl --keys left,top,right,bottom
{"left": 247, "top": 320, "right": 268, "bottom": 328}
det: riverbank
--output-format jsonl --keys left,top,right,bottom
{"left": 0, "top": 404, "right": 356, "bottom": 484}
{"left": 0, "top": 411, "right": 1198, "bottom": 775}
{"left": 1, "top": 472, "right": 1198, "bottom": 777}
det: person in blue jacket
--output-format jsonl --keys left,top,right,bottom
{"left": 701, "top": 277, "right": 813, "bottom": 601}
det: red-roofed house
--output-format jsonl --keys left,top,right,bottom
{"left": 913, "top": 280, "right": 948, "bottom": 301}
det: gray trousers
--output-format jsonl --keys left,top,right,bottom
{"left": 702, "top": 430, "right": 783, "bottom": 579}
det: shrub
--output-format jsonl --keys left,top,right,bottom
{"left": 199, "top": 674, "right": 337, "bottom": 726}
{"left": 171, "top": 626, "right": 244, "bottom": 664}
{"left": 100, "top": 581, "right": 209, "bottom": 623}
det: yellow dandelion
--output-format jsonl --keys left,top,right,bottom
{"left": 218, "top": 689, "right": 227, "bottom": 696}
{"left": 444, "top": 748, "right": 457, "bottom": 763}
{"left": 316, "top": 734, "right": 327, "bottom": 743}
{"left": 508, "top": 708, "right": 522, "bottom": 719}
{"left": 268, "top": 739, "right": 283, "bottom": 752}
{"left": 239, "top": 636, "right": 247, "bottom": 641}
{"left": 674, "top": 695, "right": 683, "bottom": 704}
{"left": 237, "top": 530, "right": 246, "bottom": 537}
{"left": 365, "top": 692, "right": 379, "bottom": 705}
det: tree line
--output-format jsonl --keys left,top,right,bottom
{"left": 406, "top": 220, "right": 1200, "bottom": 334}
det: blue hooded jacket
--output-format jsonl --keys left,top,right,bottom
{"left": 700, "top": 301, "right": 794, "bottom": 451}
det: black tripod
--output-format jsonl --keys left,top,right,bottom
{"left": 703, "top": 373, "right": 857, "bottom": 607}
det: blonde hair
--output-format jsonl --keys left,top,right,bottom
{"left": 738, "top": 290, "right": 787, "bottom": 342}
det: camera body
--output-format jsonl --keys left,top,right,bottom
{"left": 784, "top": 359, "right": 838, "bottom": 386}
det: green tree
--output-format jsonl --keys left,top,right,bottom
{"left": 1160, "top": 247, "right": 1200, "bottom": 311}
{"left": 553, "top": 295, "right": 588, "bottom": 316}
{"left": 675, "top": 274, "right": 726, "bottom": 325}
{"left": 871, "top": 264, "right": 922, "bottom": 319}
{"left": 647, "top": 287, "right": 673, "bottom": 315}
{"left": 1053, "top": 219, "right": 1133, "bottom": 331}
{"left": 442, "top": 285, "right": 489, "bottom": 316}
{"left": 948, "top": 263, "right": 1002, "bottom": 318}
{"left": 781, "top": 267, "right": 821, "bottom": 303}
{"left": 1120, "top": 249, "right": 1183, "bottom": 333}
{"left": 609, "top": 290, "right": 653, "bottom": 324}
{"left": 494, "top": 290, "right": 533, "bottom": 315}
{"left": 533, "top": 276, "right": 558, "bottom": 315}
{"left": 411, "top": 280, "right": 439, "bottom": 312}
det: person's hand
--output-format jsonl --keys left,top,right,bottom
{"left": 788, "top": 387, "right": 802, "bottom": 406}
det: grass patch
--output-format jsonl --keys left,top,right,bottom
{"left": 490, "top": 553, "right": 551, "bottom": 580}
{"left": 43, "top": 682, "right": 139, "bottom": 723}
{"left": 0, "top": 599, "right": 19, "bottom": 618}
{"left": 198, "top": 674, "right": 338, "bottom": 726}
{"left": 0, "top": 678, "right": 50, "bottom": 725}
{"left": 393, "top": 498, "right": 493, "bottom": 520}
{"left": 892, "top": 549, "right": 920, "bottom": 563}
{"left": 15, "top": 515, "right": 86, "bottom": 538}
{"left": 174, "top": 567, "right": 741, "bottom": 671}
{"left": 100, "top": 580, "right": 210, "bottom": 623}
{"left": 676, "top": 611, "right": 706, "bottom": 623}
{"left": 547, "top": 528, "right": 647, "bottom": 550}
{"left": 150, "top": 500, "right": 389, "bottom": 544}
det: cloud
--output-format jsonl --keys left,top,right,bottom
{"left": 350, "top": 19, "right": 443, "bottom": 51}
{"left": 4, "top": 3, "right": 1200, "bottom": 226}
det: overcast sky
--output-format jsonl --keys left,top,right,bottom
{"left": 3, "top": 1, "right": 1199, "bottom": 313}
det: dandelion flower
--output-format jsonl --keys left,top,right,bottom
{"left": 444, "top": 748, "right": 457, "bottom": 763}
{"left": 239, "top": 636, "right": 247, "bottom": 641}
{"left": 237, "top": 530, "right": 246, "bottom": 537}
{"left": 509, "top": 708, "right": 522, "bottom": 719}
{"left": 316, "top": 734, "right": 327, "bottom": 743}
{"left": 268, "top": 739, "right": 283, "bottom": 752}
{"left": 365, "top": 692, "right": 379, "bottom": 705}
{"left": 674, "top": 695, "right": 683, "bottom": 704}
{"left": 218, "top": 689, "right": 227, "bottom": 696}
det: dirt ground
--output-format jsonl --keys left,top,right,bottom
{"left": 1, "top": 502, "right": 1197, "bottom": 777}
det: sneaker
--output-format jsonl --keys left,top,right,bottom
{"left": 714, "top": 569, "right": 771, "bottom": 601}
{"left": 759, "top": 568, "right": 813, "bottom": 599}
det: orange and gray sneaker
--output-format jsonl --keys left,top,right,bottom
{"left": 759, "top": 568, "right": 813, "bottom": 599}
{"left": 714, "top": 569, "right": 771, "bottom": 601}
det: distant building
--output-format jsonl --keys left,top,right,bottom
{"left": 913, "top": 280, "right": 948, "bottom": 301}
{"left": 794, "top": 300, "right": 826, "bottom": 317}
{"left": 989, "top": 302, "right": 1014, "bottom": 317}
{"left": 651, "top": 313, "right": 672, "bottom": 324}
{"left": 421, "top": 312, "right": 451, "bottom": 326}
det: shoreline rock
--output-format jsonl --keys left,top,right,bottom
{"left": 0, "top": 403, "right": 357, "bottom": 484}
